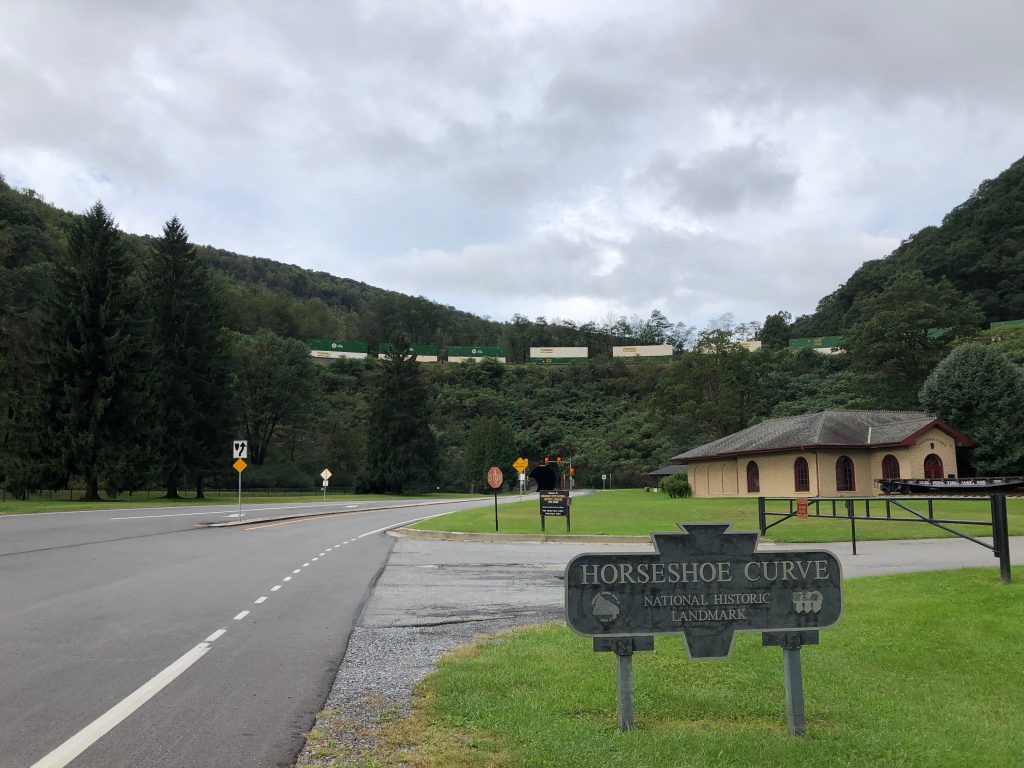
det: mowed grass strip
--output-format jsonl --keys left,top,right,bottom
{"left": 0, "top": 492, "right": 472, "bottom": 516}
{"left": 410, "top": 489, "right": 1024, "bottom": 542}
{"left": 332, "top": 568, "right": 1024, "bottom": 768}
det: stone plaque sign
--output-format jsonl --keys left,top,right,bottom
{"left": 540, "top": 490, "right": 570, "bottom": 516}
{"left": 565, "top": 523, "right": 842, "bottom": 659}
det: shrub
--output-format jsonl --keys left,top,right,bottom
{"left": 660, "top": 472, "right": 690, "bottom": 498}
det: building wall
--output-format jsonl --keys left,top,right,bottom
{"left": 687, "top": 431, "right": 960, "bottom": 498}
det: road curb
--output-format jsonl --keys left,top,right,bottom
{"left": 197, "top": 497, "right": 491, "bottom": 528}
{"left": 390, "top": 528, "right": 651, "bottom": 544}
{"left": 390, "top": 527, "right": 782, "bottom": 545}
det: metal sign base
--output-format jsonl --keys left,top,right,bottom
{"left": 594, "top": 636, "right": 654, "bottom": 731}
{"left": 762, "top": 630, "right": 819, "bottom": 736}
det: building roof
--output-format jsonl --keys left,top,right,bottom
{"left": 647, "top": 464, "right": 688, "bottom": 477}
{"left": 670, "top": 410, "right": 974, "bottom": 462}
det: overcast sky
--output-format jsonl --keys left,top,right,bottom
{"left": 3, "top": 1, "right": 1023, "bottom": 330}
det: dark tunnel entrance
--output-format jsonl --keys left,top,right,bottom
{"left": 529, "top": 464, "right": 559, "bottom": 491}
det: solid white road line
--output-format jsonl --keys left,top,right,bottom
{"left": 205, "top": 629, "right": 227, "bottom": 642}
{"left": 29, "top": 642, "right": 212, "bottom": 768}
{"left": 271, "top": 585, "right": 281, "bottom": 592}
{"left": 254, "top": 596, "right": 267, "bottom": 604}
{"left": 233, "top": 611, "right": 249, "bottom": 621}
{"left": 355, "top": 508, "right": 462, "bottom": 539}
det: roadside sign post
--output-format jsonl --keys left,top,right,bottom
{"left": 487, "top": 466, "right": 503, "bottom": 531}
{"left": 602, "top": 473, "right": 607, "bottom": 491}
{"left": 539, "top": 489, "right": 570, "bottom": 533}
{"left": 565, "top": 523, "right": 843, "bottom": 734}
{"left": 320, "top": 468, "right": 332, "bottom": 501}
{"left": 512, "top": 458, "right": 528, "bottom": 498}
{"left": 232, "top": 441, "right": 248, "bottom": 520}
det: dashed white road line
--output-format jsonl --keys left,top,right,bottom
{"left": 254, "top": 596, "right": 267, "bottom": 604}
{"left": 29, "top": 642, "right": 212, "bottom": 768}
{"left": 292, "top": 569, "right": 301, "bottom": 574}
{"left": 233, "top": 611, "right": 249, "bottom": 621}
{"left": 271, "top": 585, "right": 282, "bottom": 592}
{"left": 205, "top": 629, "right": 227, "bottom": 643}
{"left": 283, "top": 576, "right": 292, "bottom": 582}
{"left": 303, "top": 563, "right": 310, "bottom": 567}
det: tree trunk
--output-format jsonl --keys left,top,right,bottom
{"left": 195, "top": 475, "right": 205, "bottom": 500}
{"left": 82, "top": 476, "right": 101, "bottom": 502}
{"left": 164, "top": 471, "right": 181, "bottom": 500}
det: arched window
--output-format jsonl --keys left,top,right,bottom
{"left": 924, "top": 454, "right": 944, "bottom": 479}
{"left": 746, "top": 461, "right": 760, "bottom": 493}
{"left": 836, "top": 456, "right": 855, "bottom": 492}
{"left": 882, "top": 454, "right": 901, "bottom": 480}
{"left": 794, "top": 457, "right": 810, "bottom": 492}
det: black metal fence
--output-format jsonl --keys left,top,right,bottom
{"left": 758, "top": 495, "right": 1013, "bottom": 583}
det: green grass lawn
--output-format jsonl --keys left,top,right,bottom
{"left": 409, "top": 489, "right": 1024, "bottom": 543}
{"left": 322, "top": 567, "right": 1024, "bottom": 768}
{"left": 0, "top": 492, "right": 473, "bottom": 516}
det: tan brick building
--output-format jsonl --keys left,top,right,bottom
{"left": 671, "top": 411, "right": 973, "bottom": 498}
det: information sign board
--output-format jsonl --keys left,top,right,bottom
{"left": 540, "top": 490, "right": 569, "bottom": 516}
{"left": 565, "top": 523, "right": 842, "bottom": 659}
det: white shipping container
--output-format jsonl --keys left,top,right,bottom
{"left": 612, "top": 344, "right": 673, "bottom": 358}
{"left": 529, "top": 346, "right": 588, "bottom": 359}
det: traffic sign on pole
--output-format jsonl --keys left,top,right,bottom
{"left": 232, "top": 440, "right": 248, "bottom": 459}
{"left": 513, "top": 457, "right": 529, "bottom": 474}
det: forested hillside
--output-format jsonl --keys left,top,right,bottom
{"left": 2, "top": 159, "right": 1024, "bottom": 500}
{"left": 791, "top": 156, "right": 1024, "bottom": 336}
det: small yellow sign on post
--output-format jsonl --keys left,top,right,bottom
{"left": 513, "top": 457, "right": 529, "bottom": 473}
{"left": 233, "top": 458, "right": 248, "bottom": 473}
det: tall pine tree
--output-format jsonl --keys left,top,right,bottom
{"left": 44, "top": 202, "right": 144, "bottom": 500}
{"left": 144, "top": 217, "right": 232, "bottom": 498}
{"left": 363, "top": 348, "right": 437, "bottom": 493}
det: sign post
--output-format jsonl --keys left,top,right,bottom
{"left": 232, "top": 441, "right": 248, "bottom": 521}
{"left": 565, "top": 523, "right": 843, "bottom": 734}
{"left": 320, "top": 468, "right": 332, "bottom": 501}
{"left": 513, "top": 457, "right": 528, "bottom": 498}
{"left": 487, "top": 466, "right": 503, "bottom": 531}
{"left": 539, "top": 489, "right": 570, "bottom": 533}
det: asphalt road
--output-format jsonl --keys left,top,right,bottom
{"left": 0, "top": 496, "right": 507, "bottom": 768}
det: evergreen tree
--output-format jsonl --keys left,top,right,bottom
{"left": 462, "top": 415, "right": 516, "bottom": 488}
{"left": 363, "top": 349, "right": 437, "bottom": 493}
{"left": 232, "top": 328, "right": 316, "bottom": 466}
{"left": 44, "top": 202, "right": 144, "bottom": 500}
{"left": 841, "top": 271, "right": 983, "bottom": 407}
{"left": 144, "top": 218, "right": 232, "bottom": 498}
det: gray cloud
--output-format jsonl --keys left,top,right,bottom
{"left": 1, "top": 0, "right": 1023, "bottom": 330}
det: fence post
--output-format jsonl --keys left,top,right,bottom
{"left": 992, "top": 495, "right": 1012, "bottom": 584}
{"left": 846, "top": 499, "right": 857, "bottom": 555}
{"left": 758, "top": 497, "right": 766, "bottom": 535}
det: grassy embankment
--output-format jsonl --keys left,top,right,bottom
{"left": 302, "top": 567, "right": 1024, "bottom": 768}
{"left": 409, "top": 489, "right": 1024, "bottom": 542}
{"left": 0, "top": 492, "right": 474, "bottom": 516}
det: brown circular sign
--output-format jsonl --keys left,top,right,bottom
{"left": 487, "top": 466, "right": 503, "bottom": 489}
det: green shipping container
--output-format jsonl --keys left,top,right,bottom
{"left": 789, "top": 336, "right": 842, "bottom": 350}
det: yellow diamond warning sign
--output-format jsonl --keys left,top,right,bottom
{"left": 513, "top": 457, "right": 529, "bottom": 473}
{"left": 233, "top": 458, "right": 248, "bottom": 473}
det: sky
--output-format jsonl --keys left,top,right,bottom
{"left": 3, "top": 0, "right": 1024, "bottom": 330}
